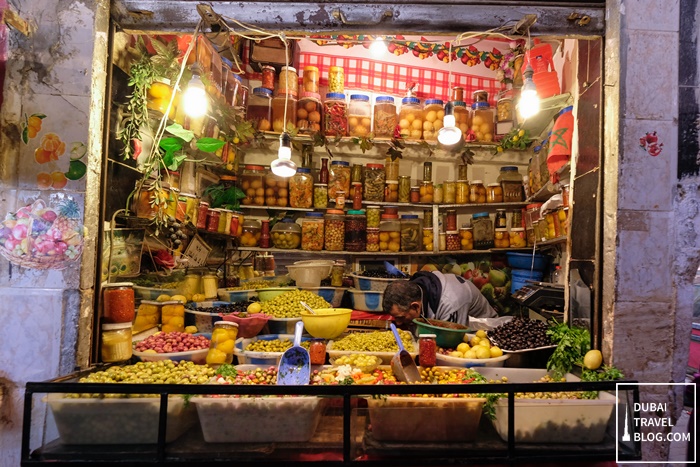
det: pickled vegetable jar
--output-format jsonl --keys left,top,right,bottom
{"left": 364, "top": 163, "right": 386, "bottom": 202}
{"left": 439, "top": 232, "right": 446, "bottom": 251}
{"left": 509, "top": 227, "right": 527, "bottom": 248}
{"left": 443, "top": 180, "right": 456, "bottom": 204}
{"left": 544, "top": 210, "right": 561, "bottom": 240}
{"left": 471, "top": 102, "right": 494, "bottom": 143}
{"left": 497, "top": 166, "right": 524, "bottom": 202}
{"left": 497, "top": 97, "right": 514, "bottom": 122}
{"left": 202, "top": 274, "right": 219, "bottom": 299}
{"left": 445, "top": 209, "right": 457, "bottom": 231}
{"left": 374, "top": 96, "right": 397, "bottom": 138}
{"left": 331, "top": 260, "right": 345, "bottom": 287}
{"left": 246, "top": 87, "right": 273, "bottom": 131}
{"left": 348, "top": 94, "right": 371, "bottom": 137}
{"left": 459, "top": 226, "right": 474, "bottom": 250}
{"left": 433, "top": 184, "right": 444, "bottom": 204}
{"left": 398, "top": 175, "right": 411, "bottom": 203}
{"left": 289, "top": 167, "right": 313, "bottom": 208}
{"left": 472, "top": 212, "right": 494, "bottom": 249}
{"left": 206, "top": 208, "right": 221, "bottom": 233}
{"left": 297, "top": 92, "right": 323, "bottom": 134}
{"left": 309, "top": 339, "right": 327, "bottom": 365}
{"left": 366, "top": 205, "right": 381, "bottom": 228}
{"left": 422, "top": 99, "right": 444, "bottom": 141}
{"left": 487, "top": 183, "right": 504, "bottom": 203}
{"left": 495, "top": 209, "right": 507, "bottom": 229}
{"left": 272, "top": 93, "right": 297, "bottom": 133}
{"left": 314, "top": 183, "right": 328, "bottom": 209}
{"left": 261, "top": 65, "right": 276, "bottom": 91}
{"left": 240, "top": 165, "right": 267, "bottom": 206}
{"left": 418, "top": 334, "right": 437, "bottom": 367}
{"left": 469, "top": 180, "right": 487, "bottom": 204}
{"left": 264, "top": 172, "right": 289, "bottom": 207}
{"left": 557, "top": 207, "right": 569, "bottom": 235}
{"left": 494, "top": 228, "right": 510, "bottom": 248}
{"left": 455, "top": 180, "right": 469, "bottom": 204}
{"left": 161, "top": 300, "right": 185, "bottom": 333}
{"left": 271, "top": 218, "right": 302, "bottom": 249}
{"left": 101, "top": 323, "right": 133, "bottom": 363}
{"left": 132, "top": 300, "right": 162, "bottom": 334}
{"left": 419, "top": 181, "right": 434, "bottom": 203}
{"left": 366, "top": 227, "right": 380, "bottom": 252}
{"left": 240, "top": 219, "right": 261, "bottom": 247}
{"left": 323, "top": 93, "right": 348, "bottom": 136}
{"left": 398, "top": 96, "right": 423, "bottom": 140}
{"left": 102, "top": 283, "right": 135, "bottom": 324}
{"left": 385, "top": 157, "right": 399, "bottom": 181}
{"left": 384, "top": 180, "right": 399, "bottom": 203}
{"left": 379, "top": 214, "right": 401, "bottom": 252}
{"left": 277, "top": 66, "right": 298, "bottom": 96}
{"left": 410, "top": 186, "right": 420, "bottom": 203}
{"left": 303, "top": 65, "right": 320, "bottom": 93}
{"left": 206, "top": 321, "right": 239, "bottom": 366}
{"left": 301, "top": 212, "right": 325, "bottom": 251}
{"left": 446, "top": 231, "right": 461, "bottom": 251}
{"left": 231, "top": 211, "right": 244, "bottom": 237}
{"left": 328, "top": 66, "right": 345, "bottom": 93}
{"left": 324, "top": 209, "right": 345, "bottom": 251}
{"left": 328, "top": 160, "right": 351, "bottom": 201}
{"left": 453, "top": 101, "right": 470, "bottom": 140}
{"left": 400, "top": 214, "right": 422, "bottom": 252}
{"left": 345, "top": 209, "right": 367, "bottom": 252}
{"left": 422, "top": 227, "right": 434, "bottom": 251}
{"left": 181, "top": 273, "right": 202, "bottom": 301}
{"left": 423, "top": 209, "right": 433, "bottom": 229}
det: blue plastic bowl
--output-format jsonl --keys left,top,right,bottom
{"left": 506, "top": 252, "right": 549, "bottom": 271}
{"left": 511, "top": 268, "right": 544, "bottom": 293}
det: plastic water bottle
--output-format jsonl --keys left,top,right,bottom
{"left": 551, "top": 265, "right": 564, "bottom": 285}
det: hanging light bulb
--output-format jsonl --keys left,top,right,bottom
{"left": 437, "top": 101, "right": 463, "bottom": 147}
{"left": 183, "top": 70, "right": 208, "bottom": 118}
{"left": 271, "top": 132, "right": 297, "bottom": 177}
{"left": 517, "top": 64, "right": 540, "bottom": 119}
{"left": 369, "top": 37, "right": 387, "bottom": 58}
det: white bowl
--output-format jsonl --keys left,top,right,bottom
{"left": 347, "top": 288, "right": 384, "bottom": 312}
{"left": 349, "top": 273, "right": 408, "bottom": 292}
{"left": 287, "top": 262, "right": 333, "bottom": 287}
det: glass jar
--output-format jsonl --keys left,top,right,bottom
{"left": 379, "top": 214, "right": 401, "bottom": 252}
{"left": 495, "top": 209, "right": 507, "bottom": 229}
{"left": 487, "top": 183, "right": 504, "bottom": 203}
{"left": 535, "top": 219, "right": 548, "bottom": 243}
{"left": 471, "top": 102, "right": 494, "bottom": 143}
{"left": 202, "top": 274, "right": 219, "bottom": 299}
{"left": 206, "top": 321, "right": 239, "bottom": 366}
{"left": 147, "top": 78, "right": 175, "bottom": 119}
{"left": 422, "top": 99, "right": 444, "bottom": 142}
{"left": 364, "top": 163, "right": 386, "bottom": 202}
{"left": 453, "top": 101, "right": 470, "bottom": 140}
{"left": 400, "top": 214, "right": 422, "bottom": 252}
{"left": 240, "top": 219, "right": 261, "bottom": 247}
{"left": 469, "top": 180, "right": 487, "bottom": 204}
{"left": 419, "top": 181, "right": 434, "bottom": 203}
{"left": 181, "top": 273, "right": 202, "bottom": 299}
{"left": 398, "top": 96, "right": 423, "bottom": 140}
{"left": 557, "top": 207, "right": 569, "bottom": 236}
{"left": 497, "top": 97, "right": 514, "bottom": 122}
{"left": 524, "top": 203, "right": 543, "bottom": 244}
{"left": 236, "top": 78, "right": 249, "bottom": 110}
{"left": 374, "top": 96, "right": 397, "bottom": 138}
{"left": 459, "top": 226, "right": 474, "bottom": 250}
{"left": 301, "top": 212, "right": 325, "bottom": 251}
{"left": 102, "top": 283, "right": 135, "bottom": 324}
{"left": 512, "top": 209, "right": 524, "bottom": 229}
{"left": 422, "top": 162, "right": 433, "bottom": 183}
{"left": 247, "top": 87, "right": 273, "bottom": 131}
{"left": 398, "top": 176, "right": 411, "bottom": 203}
{"left": 278, "top": 66, "right": 298, "bottom": 96}
{"left": 231, "top": 211, "right": 244, "bottom": 237}
{"left": 433, "top": 184, "right": 444, "bottom": 204}
{"left": 345, "top": 209, "right": 367, "bottom": 252}
{"left": 366, "top": 205, "right": 381, "bottom": 228}
{"left": 335, "top": 190, "right": 346, "bottom": 209}
{"left": 289, "top": 167, "right": 313, "bottom": 208}
{"left": 328, "top": 66, "right": 345, "bottom": 93}
{"left": 446, "top": 231, "right": 461, "bottom": 251}
{"left": 303, "top": 65, "right": 320, "bottom": 93}
{"left": 259, "top": 219, "right": 271, "bottom": 248}
{"left": 164, "top": 187, "right": 179, "bottom": 219}
{"left": 272, "top": 93, "right": 297, "bottom": 133}
{"left": 314, "top": 183, "right": 328, "bottom": 209}
{"left": 452, "top": 87, "right": 465, "bottom": 102}
{"left": 458, "top": 165, "right": 469, "bottom": 181}
{"left": 269, "top": 218, "right": 301, "bottom": 249}
{"left": 410, "top": 186, "right": 420, "bottom": 203}
{"left": 348, "top": 94, "right": 371, "bottom": 137}
{"left": 352, "top": 182, "right": 363, "bottom": 209}
{"left": 133, "top": 300, "right": 162, "bottom": 334}
{"left": 544, "top": 210, "right": 561, "bottom": 240}
{"left": 443, "top": 181, "right": 456, "bottom": 204}
{"left": 351, "top": 163, "right": 363, "bottom": 185}
{"left": 509, "top": 227, "right": 527, "bottom": 248}
{"left": 494, "top": 228, "right": 510, "bottom": 248}
{"left": 240, "top": 165, "right": 267, "bottom": 206}
{"left": 472, "top": 212, "right": 494, "bottom": 249}
{"left": 261, "top": 65, "right": 276, "bottom": 91}
{"left": 133, "top": 182, "right": 165, "bottom": 219}
{"left": 324, "top": 209, "right": 345, "bottom": 251}
{"left": 309, "top": 339, "right": 327, "bottom": 365}
{"left": 366, "top": 227, "right": 380, "bottom": 252}
{"left": 161, "top": 300, "right": 186, "bottom": 333}
{"left": 175, "top": 192, "right": 188, "bottom": 223}
{"left": 331, "top": 260, "right": 345, "bottom": 287}
{"left": 423, "top": 209, "right": 433, "bottom": 229}
{"left": 328, "top": 160, "right": 351, "bottom": 201}
{"left": 473, "top": 90, "right": 489, "bottom": 103}
{"left": 265, "top": 172, "right": 289, "bottom": 207}
{"left": 101, "top": 322, "right": 133, "bottom": 363}
{"left": 323, "top": 92, "right": 348, "bottom": 136}
{"left": 498, "top": 166, "right": 524, "bottom": 202}
{"left": 445, "top": 209, "right": 457, "bottom": 232}
{"left": 418, "top": 334, "right": 437, "bottom": 367}
{"left": 206, "top": 208, "right": 221, "bottom": 233}
{"left": 561, "top": 184, "right": 570, "bottom": 207}
{"left": 385, "top": 157, "right": 399, "bottom": 181}
{"left": 296, "top": 92, "right": 323, "bottom": 134}
{"left": 455, "top": 180, "right": 469, "bottom": 204}
{"left": 384, "top": 180, "right": 399, "bottom": 203}
{"left": 422, "top": 227, "right": 434, "bottom": 251}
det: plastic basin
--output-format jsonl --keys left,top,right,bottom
{"left": 506, "top": 252, "right": 549, "bottom": 270}
{"left": 257, "top": 287, "right": 298, "bottom": 302}
{"left": 300, "top": 308, "right": 352, "bottom": 339}
{"left": 347, "top": 289, "right": 384, "bottom": 312}
{"left": 413, "top": 318, "right": 471, "bottom": 349}
{"left": 511, "top": 268, "right": 544, "bottom": 293}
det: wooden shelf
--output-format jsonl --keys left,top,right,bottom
{"left": 239, "top": 204, "right": 314, "bottom": 212}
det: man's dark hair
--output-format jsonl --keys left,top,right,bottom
{"left": 382, "top": 280, "right": 421, "bottom": 314}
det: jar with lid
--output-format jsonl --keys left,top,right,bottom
{"left": 324, "top": 209, "right": 345, "bottom": 251}
{"left": 423, "top": 209, "right": 433, "bottom": 228}
{"left": 561, "top": 184, "right": 570, "bottom": 207}
{"left": 247, "top": 87, "right": 273, "bottom": 131}
{"left": 264, "top": 172, "right": 289, "bottom": 207}
{"left": 511, "top": 209, "right": 524, "bottom": 229}
{"left": 261, "top": 65, "right": 276, "bottom": 91}
{"left": 400, "top": 214, "right": 422, "bottom": 252}
{"left": 259, "top": 219, "right": 271, "bottom": 248}
{"left": 335, "top": 190, "right": 346, "bottom": 209}
{"left": 181, "top": 273, "right": 202, "bottom": 298}
{"left": 455, "top": 180, "right": 469, "bottom": 204}
{"left": 384, "top": 180, "right": 399, "bottom": 203}
{"left": 206, "top": 208, "right": 221, "bottom": 233}
{"left": 133, "top": 181, "right": 165, "bottom": 219}
{"left": 277, "top": 66, "right": 298, "bottom": 96}
{"left": 289, "top": 167, "right": 313, "bottom": 208}
{"left": 494, "top": 228, "right": 510, "bottom": 248}
{"left": 444, "top": 209, "right": 457, "bottom": 232}
{"left": 101, "top": 322, "right": 133, "bottom": 363}
{"left": 397, "top": 176, "right": 411, "bottom": 203}
{"left": 309, "top": 338, "right": 327, "bottom": 365}
{"left": 164, "top": 187, "right": 179, "bottom": 219}
{"left": 524, "top": 203, "right": 543, "bottom": 237}
{"left": 544, "top": 210, "right": 561, "bottom": 240}
{"left": 268, "top": 219, "right": 299, "bottom": 249}
{"left": 301, "top": 212, "right": 325, "bottom": 251}
{"left": 498, "top": 166, "right": 524, "bottom": 202}
{"left": 233, "top": 74, "right": 249, "bottom": 109}
{"left": 351, "top": 163, "right": 363, "bottom": 184}
{"left": 303, "top": 65, "right": 320, "bottom": 93}
{"left": 557, "top": 207, "right": 569, "bottom": 235}
{"left": 418, "top": 334, "right": 437, "bottom": 367}
{"left": 459, "top": 226, "right": 474, "bottom": 250}
{"left": 345, "top": 209, "right": 367, "bottom": 252}
{"left": 352, "top": 182, "right": 363, "bottom": 209}
{"left": 202, "top": 273, "right": 219, "bottom": 299}
{"left": 133, "top": 300, "right": 162, "bottom": 334}
{"left": 433, "top": 184, "right": 444, "bottom": 204}
{"left": 497, "top": 97, "right": 514, "bottom": 122}
{"left": 102, "top": 283, "right": 135, "bottom": 323}
{"left": 272, "top": 93, "right": 297, "bottom": 133}
{"left": 161, "top": 300, "right": 186, "bottom": 333}
{"left": 379, "top": 214, "right": 401, "bottom": 252}
{"left": 366, "top": 205, "right": 381, "bottom": 228}
{"left": 410, "top": 186, "right": 420, "bottom": 203}
{"left": 323, "top": 93, "right": 348, "bottom": 136}
{"left": 495, "top": 209, "right": 507, "bottom": 229}
{"left": 374, "top": 96, "right": 397, "bottom": 138}
{"left": 509, "top": 227, "right": 527, "bottom": 248}
{"left": 422, "top": 227, "right": 434, "bottom": 251}
{"left": 422, "top": 99, "right": 444, "bottom": 141}
{"left": 206, "top": 321, "right": 239, "bottom": 366}
{"left": 487, "top": 183, "right": 504, "bottom": 203}
{"left": 240, "top": 219, "right": 261, "bottom": 247}
{"left": 469, "top": 180, "right": 487, "bottom": 204}
{"left": 231, "top": 211, "right": 244, "bottom": 237}
{"left": 453, "top": 101, "right": 471, "bottom": 140}
{"left": 147, "top": 78, "right": 175, "bottom": 119}
{"left": 419, "top": 181, "right": 434, "bottom": 203}
{"left": 348, "top": 94, "right": 372, "bottom": 137}
{"left": 366, "top": 227, "right": 380, "bottom": 251}
{"left": 535, "top": 219, "right": 548, "bottom": 243}
{"left": 439, "top": 232, "right": 447, "bottom": 251}
{"left": 385, "top": 157, "right": 399, "bottom": 181}
{"left": 443, "top": 181, "right": 456, "bottom": 204}
{"left": 314, "top": 183, "right": 328, "bottom": 208}
{"left": 471, "top": 102, "right": 494, "bottom": 143}
{"left": 472, "top": 212, "right": 494, "bottom": 249}
{"left": 446, "top": 231, "right": 461, "bottom": 251}
{"left": 364, "top": 163, "right": 385, "bottom": 201}
{"left": 328, "top": 160, "right": 350, "bottom": 201}
{"left": 458, "top": 165, "right": 469, "bottom": 181}
{"left": 240, "top": 165, "right": 267, "bottom": 205}
{"left": 398, "top": 97, "right": 423, "bottom": 140}
{"left": 330, "top": 260, "right": 345, "bottom": 287}
{"left": 296, "top": 92, "right": 323, "bottom": 134}
{"left": 328, "top": 66, "right": 345, "bottom": 93}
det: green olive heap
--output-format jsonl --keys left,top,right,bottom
{"left": 245, "top": 338, "right": 311, "bottom": 352}
{"left": 331, "top": 329, "right": 415, "bottom": 352}
{"left": 260, "top": 289, "right": 331, "bottom": 318}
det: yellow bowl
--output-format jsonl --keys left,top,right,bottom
{"left": 300, "top": 308, "right": 352, "bottom": 339}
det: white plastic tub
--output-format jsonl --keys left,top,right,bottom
{"left": 234, "top": 333, "right": 311, "bottom": 365}
{"left": 434, "top": 352, "right": 510, "bottom": 368}
{"left": 349, "top": 273, "right": 407, "bottom": 292}
{"left": 327, "top": 338, "right": 417, "bottom": 365}
{"left": 347, "top": 288, "right": 383, "bottom": 312}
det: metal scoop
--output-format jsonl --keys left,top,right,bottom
{"left": 389, "top": 322, "right": 421, "bottom": 383}
{"left": 277, "top": 320, "right": 310, "bottom": 385}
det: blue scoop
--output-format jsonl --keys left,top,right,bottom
{"left": 384, "top": 261, "right": 407, "bottom": 277}
{"left": 276, "top": 320, "right": 311, "bottom": 385}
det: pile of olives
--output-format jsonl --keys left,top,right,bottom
{"left": 189, "top": 300, "right": 257, "bottom": 315}
{"left": 245, "top": 339, "right": 311, "bottom": 352}
{"left": 359, "top": 269, "right": 405, "bottom": 279}
{"left": 225, "top": 280, "right": 291, "bottom": 291}
{"left": 260, "top": 290, "right": 331, "bottom": 318}
{"left": 488, "top": 317, "right": 552, "bottom": 351}
{"left": 331, "top": 329, "right": 415, "bottom": 352}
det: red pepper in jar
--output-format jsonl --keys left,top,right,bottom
{"left": 418, "top": 334, "right": 437, "bottom": 367}
{"left": 309, "top": 339, "right": 327, "bottom": 365}
{"left": 103, "top": 283, "right": 135, "bottom": 323}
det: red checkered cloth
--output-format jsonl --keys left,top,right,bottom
{"left": 298, "top": 52, "right": 502, "bottom": 106}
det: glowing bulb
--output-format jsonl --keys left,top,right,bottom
{"left": 183, "top": 74, "right": 208, "bottom": 118}
{"left": 437, "top": 102, "right": 463, "bottom": 146}
{"left": 369, "top": 38, "right": 386, "bottom": 58}
{"left": 517, "top": 65, "right": 540, "bottom": 120}
{"left": 271, "top": 132, "right": 297, "bottom": 177}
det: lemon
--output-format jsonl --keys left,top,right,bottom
{"left": 247, "top": 302, "right": 262, "bottom": 314}
{"left": 463, "top": 333, "right": 471, "bottom": 343}
{"left": 170, "top": 294, "right": 187, "bottom": 303}
{"left": 185, "top": 325, "right": 198, "bottom": 334}
{"left": 156, "top": 294, "right": 171, "bottom": 302}
{"left": 457, "top": 342, "right": 470, "bottom": 354}
{"left": 476, "top": 330, "right": 487, "bottom": 338}
{"left": 192, "top": 293, "right": 206, "bottom": 302}
{"left": 583, "top": 350, "right": 603, "bottom": 370}
{"left": 206, "top": 348, "right": 227, "bottom": 365}
{"left": 475, "top": 346, "right": 491, "bottom": 359}
{"left": 479, "top": 339, "right": 491, "bottom": 349}
{"left": 464, "top": 349, "right": 477, "bottom": 359}
{"left": 449, "top": 351, "right": 463, "bottom": 358}
{"left": 469, "top": 336, "right": 481, "bottom": 347}
{"left": 490, "top": 346, "right": 503, "bottom": 358}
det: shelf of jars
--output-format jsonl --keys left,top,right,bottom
{"left": 491, "top": 235, "right": 568, "bottom": 252}
{"left": 241, "top": 201, "right": 531, "bottom": 212}
{"left": 235, "top": 246, "right": 540, "bottom": 256}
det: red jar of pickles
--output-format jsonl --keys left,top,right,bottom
{"left": 309, "top": 339, "right": 327, "bottom": 365}
{"left": 102, "top": 283, "right": 135, "bottom": 323}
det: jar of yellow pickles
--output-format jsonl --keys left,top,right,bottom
{"left": 133, "top": 300, "right": 162, "bottom": 334}
{"left": 509, "top": 227, "right": 527, "bottom": 248}
{"left": 101, "top": 322, "right": 133, "bottom": 363}
{"left": 161, "top": 300, "right": 185, "bottom": 333}
{"left": 455, "top": 180, "right": 469, "bottom": 204}
{"left": 494, "top": 228, "right": 510, "bottom": 248}
{"left": 422, "top": 227, "right": 434, "bottom": 251}
{"left": 459, "top": 226, "right": 474, "bottom": 250}
{"left": 557, "top": 207, "right": 569, "bottom": 235}
{"left": 206, "top": 321, "right": 239, "bottom": 366}
{"left": 398, "top": 97, "right": 423, "bottom": 140}
{"left": 328, "top": 66, "right": 345, "bottom": 93}
{"left": 469, "top": 180, "right": 487, "bottom": 204}
{"left": 443, "top": 180, "right": 456, "bottom": 204}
